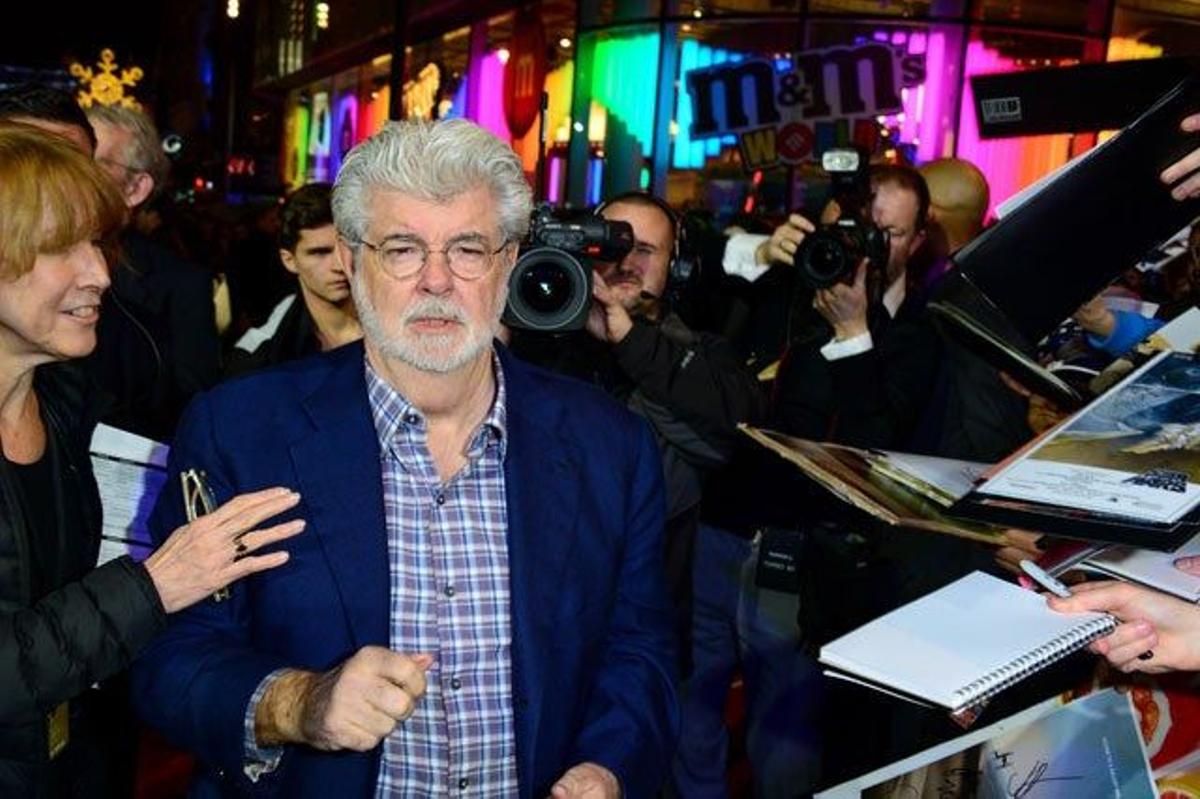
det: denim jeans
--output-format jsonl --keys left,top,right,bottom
{"left": 670, "top": 524, "right": 823, "bottom": 798}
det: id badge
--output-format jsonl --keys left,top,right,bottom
{"left": 754, "top": 527, "right": 802, "bottom": 594}
{"left": 47, "top": 701, "right": 69, "bottom": 760}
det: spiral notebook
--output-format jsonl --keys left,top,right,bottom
{"left": 819, "top": 571, "right": 1116, "bottom": 712}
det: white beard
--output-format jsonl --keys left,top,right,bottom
{"left": 351, "top": 268, "right": 505, "bottom": 374}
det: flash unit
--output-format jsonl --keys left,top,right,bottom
{"left": 821, "top": 148, "right": 861, "bottom": 174}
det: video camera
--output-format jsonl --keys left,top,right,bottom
{"left": 795, "top": 148, "right": 889, "bottom": 290}
{"left": 502, "top": 203, "right": 634, "bottom": 332}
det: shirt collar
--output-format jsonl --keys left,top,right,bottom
{"left": 883, "top": 274, "right": 906, "bottom": 319}
{"left": 364, "top": 351, "right": 508, "bottom": 459}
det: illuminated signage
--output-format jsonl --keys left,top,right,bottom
{"left": 70, "top": 48, "right": 144, "bottom": 110}
{"left": 685, "top": 42, "right": 925, "bottom": 170}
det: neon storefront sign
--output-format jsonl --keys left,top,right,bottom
{"left": 685, "top": 42, "right": 925, "bottom": 169}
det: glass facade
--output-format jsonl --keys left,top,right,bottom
{"left": 257, "top": 0, "right": 1200, "bottom": 220}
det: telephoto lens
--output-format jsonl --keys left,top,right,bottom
{"left": 503, "top": 205, "right": 634, "bottom": 332}
{"left": 503, "top": 247, "right": 594, "bottom": 332}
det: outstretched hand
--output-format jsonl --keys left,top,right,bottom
{"left": 145, "top": 486, "right": 304, "bottom": 613}
{"left": 1162, "top": 113, "right": 1200, "bottom": 201}
{"left": 1049, "top": 580, "right": 1200, "bottom": 674}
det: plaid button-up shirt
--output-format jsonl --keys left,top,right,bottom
{"left": 365, "top": 354, "right": 519, "bottom": 797}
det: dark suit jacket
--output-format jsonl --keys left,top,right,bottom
{"left": 222, "top": 294, "right": 322, "bottom": 380}
{"left": 130, "top": 341, "right": 678, "bottom": 798}
{"left": 773, "top": 297, "right": 942, "bottom": 449}
{"left": 87, "top": 231, "right": 220, "bottom": 441}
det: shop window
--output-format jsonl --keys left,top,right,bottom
{"left": 404, "top": 26, "right": 471, "bottom": 121}
{"left": 282, "top": 92, "right": 311, "bottom": 189}
{"left": 801, "top": 19, "right": 965, "bottom": 166}
{"left": 666, "top": 17, "right": 956, "bottom": 219}
{"left": 956, "top": 27, "right": 1100, "bottom": 217}
{"left": 569, "top": 24, "right": 664, "bottom": 205}
{"left": 360, "top": 56, "right": 393, "bottom": 142}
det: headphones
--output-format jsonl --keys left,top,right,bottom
{"left": 593, "top": 191, "right": 700, "bottom": 302}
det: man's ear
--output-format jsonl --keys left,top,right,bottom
{"left": 126, "top": 172, "right": 155, "bottom": 209}
{"left": 280, "top": 248, "right": 299, "bottom": 275}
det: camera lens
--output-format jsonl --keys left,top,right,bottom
{"left": 503, "top": 246, "right": 592, "bottom": 332}
{"left": 799, "top": 233, "right": 849, "bottom": 289}
{"left": 519, "top": 262, "right": 574, "bottom": 314}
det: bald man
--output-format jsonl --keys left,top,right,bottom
{"left": 919, "top": 157, "right": 990, "bottom": 254}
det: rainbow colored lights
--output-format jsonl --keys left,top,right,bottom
{"left": 278, "top": 17, "right": 1173, "bottom": 217}
{"left": 589, "top": 32, "right": 662, "bottom": 157}
{"left": 673, "top": 38, "right": 742, "bottom": 169}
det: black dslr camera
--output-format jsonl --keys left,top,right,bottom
{"left": 795, "top": 148, "right": 889, "bottom": 290}
{"left": 502, "top": 203, "right": 634, "bottom": 332}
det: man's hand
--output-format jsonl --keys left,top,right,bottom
{"left": 755, "top": 214, "right": 815, "bottom": 266}
{"left": 256, "top": 646, "right": 434, "bottom": 751}
{"left": 998, "top": 371, "right": 1069, "bottom": 435}
{"left": 1162, "top": 113, "right": 1200, "bottom": 201}
{"left": 994, "top": 529, "right": 1045, "bottom": 575}
{"left": 1073, "top": 295, "right": 1116, "bottom": 338}
{"left": 813, "top": 259, "right": 869, "bottom": 340}
{"left": 586, "top": 272, "right": 635, "bottom": 344}
{"left": 550, "top": 762, "right": 620, "bottom": 799}
{"left": 1049, "top": 581, "right": 1200, "bottom": 674}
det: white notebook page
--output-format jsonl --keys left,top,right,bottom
{"left": 819, "top": 571, "right": 1109, "bottom": 708}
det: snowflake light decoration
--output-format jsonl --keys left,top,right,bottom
{"left": 70, "top": 49, "right": 143, "bottom": 109}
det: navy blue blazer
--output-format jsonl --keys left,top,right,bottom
{"left": 130, "top": 341, "right": 678, "bottom": 797}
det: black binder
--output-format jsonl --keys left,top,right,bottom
{"left": 929, "top": 70, "right": 1200, "bottom": 409}
{"left": 950, "top": 493, "right": 1200, "bottom": 552}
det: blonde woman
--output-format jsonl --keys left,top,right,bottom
{"left": 0, "top": 123, "right": 304, "bottom": 795}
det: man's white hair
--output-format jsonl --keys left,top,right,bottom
{"left": 85, "top": 104, "right": 168, "bottom": 198}
{"left": 331, "top": 118, "right": 532, "bottom": 248}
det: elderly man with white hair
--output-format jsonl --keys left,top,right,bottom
{"left": 132, "top": 119, "right": 678, "bottom": 798}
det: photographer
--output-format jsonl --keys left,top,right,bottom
{"left": 508, "top": 192, "right": 766, "bottom": 669}
{"left": 678, "top": 164, "right": 943, "bottom": 794}
{"left": 732, "top": 164, "right": 938, "bottom": 445}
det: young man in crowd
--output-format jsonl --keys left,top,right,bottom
{"left": 225, "top": 182, "right": 361, "bottom": 377}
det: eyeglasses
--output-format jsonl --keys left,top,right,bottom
{"left": 180, "top": 468, "right": 230, "bottom": 602}
{"left": 355, "top": 235, "right": 510, "bottom": 281}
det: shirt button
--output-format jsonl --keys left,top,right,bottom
{"left": 435, "top": 493, "right": 446, "bottom": 505}
{"left": 404, "top": 414, "right": 419, "bottom": 425}
{"left": 450, "top": 677, "right": 462, "bottom": 690}
{"left": 458, "top": 777, "right": 470, "bottom": 790}
{"left": 444, "top": 585, "right": 456, "bottom": 597}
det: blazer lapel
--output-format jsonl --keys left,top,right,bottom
{"left": 498, "top": 348, "right": 583, "bottom": 791}
{"left": 500, "top": 348, "right": 584, "bottom": 621}
{"left": 290, "top": 344, "right": 391, "bottom": 649}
